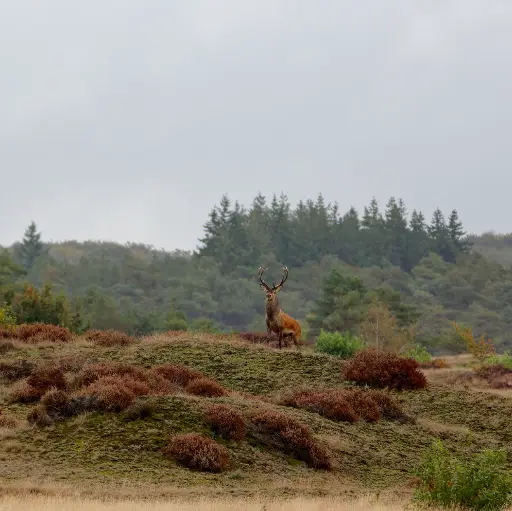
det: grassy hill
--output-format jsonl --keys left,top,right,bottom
{"left": 0, "top": 330, "right": 510, "bottom": 501}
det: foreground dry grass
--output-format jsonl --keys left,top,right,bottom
{"left": 0, "top": 494, "right": 426, "bottom": 511}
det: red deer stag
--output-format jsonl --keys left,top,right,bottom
{"left": 258, "top": 266, "right": 301, "bottom": 349}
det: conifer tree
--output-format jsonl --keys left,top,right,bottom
{"left": 448, "top": 209, "right": 472, "bottom": 255}
{"left": 19, "top": 221, "right": 43, "bottom": 269}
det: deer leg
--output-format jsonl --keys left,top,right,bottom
{"left": 278, "top": 332, "right": 282, "bottom": 349}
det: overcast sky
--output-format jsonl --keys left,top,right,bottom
{"left": 1, "top": 1, "right": 511, "bottom": 251}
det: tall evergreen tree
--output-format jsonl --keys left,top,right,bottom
{"left": 384, "top": 197, "right": 408, "bottom": 269}
{"left": 448, "top": 209, "right": 472, "bottom": 255}
{"left": 19, "top": 221, "right": 43, "bottom": 269}
{"left": 428, "top": 208, "right": 454, "bottom": 263}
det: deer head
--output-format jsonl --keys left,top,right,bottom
{"left": 258, "top": 266, "right": 288, "bottom": 305}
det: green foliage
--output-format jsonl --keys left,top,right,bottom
{"left": 482, "top": 351, "right": 512, "bottom": 370}
{"left": 189, "top": 317, "right": 222, "bottom": 333}
{"left": 0, "top": 302, "right": 16, "bottom": 328}
{"left": 315, "top": 329, "right": 365, "bottom": 358}
{"left": 414, "top": 439, "right": 512, "bottom": 511}
{"left": 402, "top": 344, "right": 432, "bottom": 363}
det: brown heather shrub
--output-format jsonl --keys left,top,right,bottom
{"left": 162, "top": 433, "right": 229, "bottom": 472}
{"left": 280, "top": 388, "right": 358, "bottom": 423}
{"left": 0, "top": 359, "right": 35, "bottom": 381}
{"left": 26, "top": 405, "right": 53, "bottom": 427}
{"left": 16, "top": 323, "right": 73, "bottom": 343}
{"left": 10, "top": 381, "right": 44, "bottom": 403}
{"left": 248, "top": 409, "right": 332, "bottom": 470}
{"left": 238, "top": 332, "right": 272, "bottom": 344}
{"left": 54, "top": 355, "right": 85, "bottom": 373}
{"left": 75, "top": 380, "right": 135, "bottom": 412}
{"left": 27, "top": 365, "right": 67, "bottom": 392}
{"left": 342, "top": 348, "right": 428, "bottom": 390}
{"left": 205, "top": 404, "right": 246, "bottom": 441}
{"left": 84, "top": 329, "right": 134, "bottom": 347}
{"left": 41, "top": 388, "right": 72, "bottom": 419}
{"left": 151, "top": 363, "right": 204, "bottom": 387}
{"left": 280, "top": 387, "right": 410, "bottom": 424}
{"left": 73, "top": 361, "right": 172, "bottom": 395}
{"left": 185, "top": 377, "right": 228, "bottom": 397}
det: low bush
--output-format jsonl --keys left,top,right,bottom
{"left": 10, "top": 381, "right": 42, "bottom": 403}
{"left": 402, "top": 344, "right": 432, "bottom": 364}
{"left": 414, "top": 439, "right": 512, "bottom": 511}
{"left": 475, "top": 364, "right": 512, "bottom": 389}
{"left": 280, "top": 387, "right": 410, "bottom": 424}
{"left": 342, "top": 347, "right": 427, "bottom": 390}
{"left": 76, "top": 381, "right": 135, "bottom": 412}
{"left": 27, "top": 365, "right": 67, "bottom": 393}
{"left": 16, "top": 323, "right": 73, "bottom": 343}
{"left": 84, "top": 329, "right": 134, "bottom": 347}
{"left": 205, "top": 404, "right": 246, "bottom": 441}
{"left": 0, "top": 359, "right": 35, "bottom": 381}
{"left": 248, "top": 409, "right": 332, "bottom": 470}
{"left": 0, "top": 339, "right": 16, "bottom": 353}
{"left": 40, "top": 388, "right": 72, "bottom": 419}
{"left": 238, "top": 332, "right": 272, "bottom": 344}
{"left": 185, "top": 377, "right": 228, "bottom": 397}
{"left": 481, "top": 351, "right": 512, "bottom": 370}
{"left": 162, "top": 433, "right": 229, "bottom": 472}
{"left": 315, "top": 329, "right": 365, "bottom": 358}
{"left": 420, "top": 358, "right": 449, "bottom": 369}
{"left": 72, "top": 362, "right": 173, "bottom": 395}
{"left": 26, "top": 405, "right": 53, "bottom": 427}
{"left": 151, "top": 363, "right": 203, "bottom": 387}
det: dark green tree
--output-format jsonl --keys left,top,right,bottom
{"left": 19, "top": 221, "right": 43, "bottom": 269}
{"left": 448, "top": 209, "right": 472, "bottom": 256}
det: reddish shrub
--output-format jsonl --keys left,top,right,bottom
{"left": 27, "top": 365, "right": 66, "bottom": 392}
{"left": 151, "top": 364, "right": 204, "bottom": 387}
{"left": 92, "top": 375, "right": 150, "bottom": 397}
{"left": 54, "top": 355, "right": 85, "bottom": 373}
{"left": 238, "top": 332, "right": 272, "bottom": 344}
{"left": 73, "top": 362, "right": 173, "bottom": 396}
{"left": 163, "top": 433, "right": 229, "bottom": 472}
{"left": 205, "top": 404, "right": 246, "bottom": 441}
{"left": 476, "top": 364, "right": 512, "bottom": 389}
{"left": 342, "top": 348, "right": 427, "bottom": 390}
{"left": 280, "top": 388, "right": 358, "bottom": 423}
{"left": 280, "top": 387, "right": 409, "bottom": 424}
{"left": 0, "top": 327, "right": 15, "bottom": 339}
{"left": 10, "top": 381, "right": 42, "bottom": 403}
{"left": 16, "top": 323, "right": 73, "bottom": 343}
{"left": 248, "top": 409, "right": 331, "bottom": 470}
{"left": 41, "top": 388, "right": 72, "bottom": 418}
{"left": 76, "top": 381, "right": 135, "bottom": 412}
{"left": 0, "top": 359, "right": 35, "bottom": 381}
{"left": 185, "top": 377, "right": 227, "bottom": 397}
{"left": 84, "top": 329, "right": 134, "bottom": 347}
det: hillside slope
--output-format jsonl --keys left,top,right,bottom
{"left": 0, "top": 332, "right": 510, "bottom": 499}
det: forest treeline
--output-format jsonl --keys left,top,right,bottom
{"left": 1, "top": 194, "right": 512, "bottom": 352}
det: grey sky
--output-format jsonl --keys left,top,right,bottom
{"left": 1, "top": 1, "right": 511, "bottom": 251}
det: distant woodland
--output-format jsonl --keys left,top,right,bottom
{"left": 2, "top": 193, "right": 512, "bottom": 352}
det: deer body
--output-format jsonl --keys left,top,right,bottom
{"left": 258, "top": 267, "right": 301, "bottom": 349}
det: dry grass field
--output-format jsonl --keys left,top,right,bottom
{"left": 0, "top": 328, "right": 511, "bottom": 508}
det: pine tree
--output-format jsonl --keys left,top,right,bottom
{"left": 448, "top": 209, "right": 472, "bottom": 255}
{"left": 407, "top": 209, "right": 430, "bottom": 268}
{"left": 19, "top": 221, "right": 43, "bottom": 269}
{"left": 384, "top": 197, "right": 408, "bottom": 269}
{"left": 428, "top": 208, "right": 454, "bottom": 262}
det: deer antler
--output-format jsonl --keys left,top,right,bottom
{"left": 258, "top": 267, "right": 271, "bottom": 291}
{"left": 273, "top": 266, "right": 288, "bottom": 291}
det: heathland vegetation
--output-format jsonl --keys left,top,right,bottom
{"left": 1, "top": 193, "right": 512, "bottom": 508}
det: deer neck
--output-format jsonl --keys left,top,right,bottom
{"left": 266, "top": 298, "right": 281, "bottom": 320}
